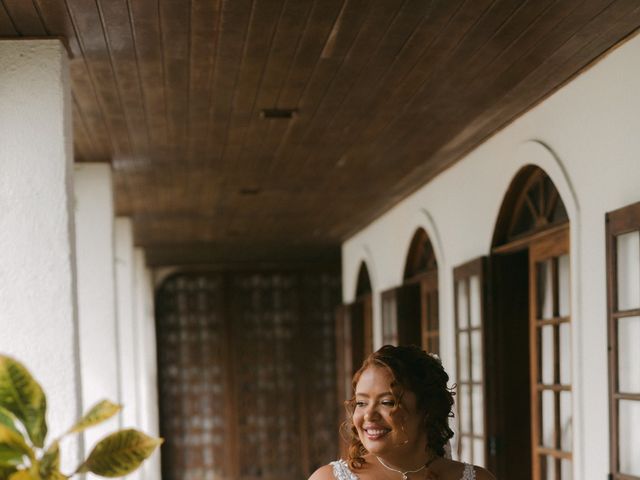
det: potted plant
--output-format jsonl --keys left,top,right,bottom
{"left": 0, "top": 354, "right": 162, "bottom": 479}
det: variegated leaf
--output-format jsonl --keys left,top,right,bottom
{"left": 77, "top": 429, "right": 162, "bottom": 478}
{"left": 38, "top": 443, "right": 58, "bottom": 479}
{"left": 7, "top": 470, "right": 35, "bottom": 480}
{"left": 0, "top": 408, "right": 18, "bottom": 436}
{"left": 45, "top": 471, "right": 67, "bottom": 480}
{"left": 67, "top": 400, "right": 121, "bottom": 434}
{"left": 0, "top": 424, "right": 32, "bottom": 466}
{"left": 0, "top": 465, "right": 18, "bottom": 480}
{"left": 0, "top": 356, "right": 47, "bottom": 447}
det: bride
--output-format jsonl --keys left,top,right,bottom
{"left": 309, "top": 345, "right": 495, "bottom": 480}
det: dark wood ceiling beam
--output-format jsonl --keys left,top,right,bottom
{"left": 309, "top": 0, "right": 438, "bottom": 157}
{"left": 187, "top": 0, "right": 220, "bottom": 160}
{"left": 2, "top": 0, "right": 47, "bottom": 35}
{"left": 97, "top": 0, "right": 149, "bottom": 154}
{"left": 32, "top": 0, "right": 114, "bottom": 163}
{"left": 223, "top": 0, "right": 287, "bottom": 194}
{"left": 235, "top": 0, "right": 315, "bottom": 184}
{"left": 266, "top": 0, "right": 369, "bottom": 182}
{"left": 187, "top": 0, "right": 222, "bottom": 216}
{"left": 204, "top": 0, "right": 254, "bottom": 169}
{"left": 72, "top": 93, "right": 94, "bottom": 162}
{"left": 291, "top": 0, "right": 409, "bottom": 183}
{"left": 374, "top": 0, "right": 615, "bottom": 169}
{"left": 258, "top": 0, "right": 345, "bottom": 188}
{"left": 0, "top": 2, "right": 19, "bottom": 34}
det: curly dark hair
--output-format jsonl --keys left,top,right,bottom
{"left": 342, "top": 344, "right": 455, "bottom": 469}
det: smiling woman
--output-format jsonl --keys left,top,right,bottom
{"left": 309, "top": 345, "right": 496, "bottom": 480}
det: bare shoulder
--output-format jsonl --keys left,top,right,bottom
{"left": 473, "top": 465, "right": 496, "bottom": 480}
{"left": 308, "top": 463, "right": 335, "bottom": 480}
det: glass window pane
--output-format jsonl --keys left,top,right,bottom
{"left": 473, "top": 439, "right": 485, "bottom": 467}
{"left": 559, "top": 322, "right": 571, "bottom": 385}
{"left": 620, "top": 399, "right": 640, "bottom": 476}
{"left": 469, "top": 275, "right": 481, "bottom": 327}
{"left": 617, "top": 231, "right": 640, "bottom": 310}
{"left": 561, "top": 459, "right": 572, "bottom": 480}
{"left": 541, "top": 325, "right": 554, "bottom": 385}
{"left": 618, "top": 316, "right": 640, "bottom": 393}
{"left": 537, "top": 260, "right": 554, "bottom": 319}
{"left": 459, "top": 384, "right": 471, "bottom": 433}
{"left": 382, "top": 297, "right": 397, "bottom": 345}
{"left": 457, "top": 280, "right": 469, "bottom": 328}
{"left": 560, "top": 391, "right": 572, "bottom": 452}
{"left": 542, "top": 390, "right": 555, "bottom": 448}
{"left": 460, "top": 436, "right": 471, "bottom": 464}
{"left": 472, "top": 386, "right": 484, "bottom": 435}
{"left": 558, "top": 254, "right": 570, "bottom": 317}
{"left": 471, "top": 330, "right": 483, "bottom": 382}
{"left": 540, "top": 455, "right": 555, "bottom": 480}
{"left": 459, "top": 332, "right": 469, "bottom": 382}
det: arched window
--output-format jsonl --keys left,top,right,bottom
{"left": 403, "top": 228, "right": 437, "bottom": 280}
{"left": 381, "top": 228, "right": 439, "bottom": 353}
{"left": 464, "top": 165, "right": 572, "bottom": 479}
{"left": 492, "top": 165, "right": 569, "bottom": 250}
{"left": 355, "top": 261, "right": 372, "bottom": 297}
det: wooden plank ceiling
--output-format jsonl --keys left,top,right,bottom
{"left": 2, "top": 0, "right": 639, "bottom": 265}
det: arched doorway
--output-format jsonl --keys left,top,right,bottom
{"left": 487, "top": 166, "right": 572, "bottom": 480}
{"left": 380, "top": 228, "right": 439, "bottom": 352}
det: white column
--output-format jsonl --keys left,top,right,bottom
{"left": 0, "top": 39, "right": 82, "bottom": 472}
{"left": 134, "top": 249, "right": 161, "bottom": 479}
{"left": 115, "top": 218, "right": 140, "bottom": 435}
{"left": 74, "top": 164, "right": 120, "bottom": 459}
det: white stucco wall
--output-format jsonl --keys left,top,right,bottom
{"left": 115, "top": 218, "right": 143, "bottom": 480}
{"left": 74, "top": 164, "right": 121, "bottom": 463}
{"left": 0, "top": 39, "right": 82, "bottom": 471}
{"left": 134, "top": 249, "right": 162, "bottom": 479}
{"left": 342, "top": 32, "right": 640, "bottom": 479}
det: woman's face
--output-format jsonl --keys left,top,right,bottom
{"left": 353, "top": 366, "right": 426, "bottom": 457}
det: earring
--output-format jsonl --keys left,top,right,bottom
{"left": 398, "top": 423, "right": 409, "bottom": 446}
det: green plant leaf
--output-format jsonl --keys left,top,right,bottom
{"left": 7, "top": 470, "right": 36, "bottom": 480}
{"left": 46, "top": 472, "right": 66, "bottom": 480}
{"left": 0, "top": 356, "right": 47, "bottom": 448}
{"left": 0, "top": 408, "right": 19, "bottom": 437}
{"left": 0, "top": 465, "right": 18, "bottom": 480}
{"left": 0, "top": 424, "right": 32, "bottom": 466}
{"left": 76, "top": 429, "right": 162, "bottom": 478}
{"left": 67, "top": 400, "right": 121, "bottom": 435}
{"left": 38, "top": 443, "right": 58, "bottom": 479}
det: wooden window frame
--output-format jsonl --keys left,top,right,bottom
{"left": 410, "top": 270, "right": 439, "bottom": 354}
{"left": 529, "top": 227, "right": 572, "bottom": 480}
{"left": 606, "top": 201, "right": 640, "bottom": 480}
{"left": 454, "top": 257, "right": 488, "bottom": 466}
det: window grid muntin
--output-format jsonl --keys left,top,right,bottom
{"left": 454, "top": 259, "right": 486, "bottom": 467}
{"left": 530, "top": 240, "right": 573, "bottom": 480}
{"left": 606, "top": 203, "right": 640, "bottom": 480}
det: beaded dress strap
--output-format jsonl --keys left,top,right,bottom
{"left": 330, "top": 459, "right": 359, "bottom": 480}
{"left": 461, "top": 463, "right": 476, "bottom": 480}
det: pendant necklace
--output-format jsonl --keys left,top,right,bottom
{"left": 376, "top": 454, "right": 438, "bottom": 480}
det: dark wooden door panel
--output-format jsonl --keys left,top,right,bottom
{"left": 156, "top": 270, "right": 340, "bottom": 480}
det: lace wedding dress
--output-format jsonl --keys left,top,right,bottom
{"left": 330, "top": 459, "right": 477, "bottom": 480}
